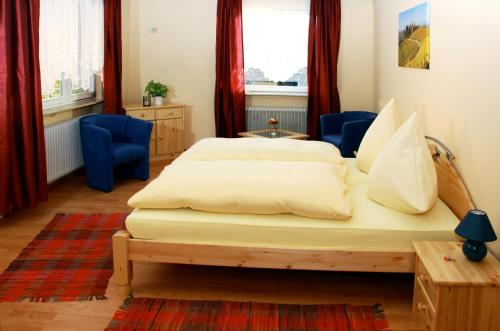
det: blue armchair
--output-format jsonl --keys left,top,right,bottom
{"left": 80, "top": 114, "right": 153, "bottom": 192}
{"left": 320, "top": 111, "right": 377, "bottom": 157}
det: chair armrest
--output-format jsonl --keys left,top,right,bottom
{"left": 80, "top": 123, "right": 113, "bottom": 165}
{"left": 125, "top": 117, "right": 153, "bottom": 147}
{"left": 341, "top": 119, "right": 374, "bottom": 157}
{"left": 320, "top": 113, "right": 345, "bottom": 137}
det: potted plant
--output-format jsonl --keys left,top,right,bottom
{"left": 145, "top": 80, "right": 169, "bottom": 106}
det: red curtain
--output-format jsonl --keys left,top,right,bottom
{"left": 0, "top": 0, "right": 48, "bottom": 216}
{"left": 307, "top": 0, "right": 342, "bottom": 140}
{"left": 215, "top": 0, "right": 246, "bottom": 138}
{"left": 103, "top": 0, "right": 123, "bottom": 115}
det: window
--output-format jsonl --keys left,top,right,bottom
{"left": 40, "top": 0, "right": 104, "bottom": 109}
{"left": 243, "top": 0, "right": 310, "bottom": 95}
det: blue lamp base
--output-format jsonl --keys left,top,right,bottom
{"left": 462, "top": 240, "right": 487, "bottom": 262}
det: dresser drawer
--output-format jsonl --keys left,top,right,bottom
{"left": 416, "top": 259, "right": 438, "bottom": 307}
{"left": 414, "top": 281, "right": 436, "bottom": 331}
{"left": 157, "top": 107, "right": 182, "bottom": 120}
{"left": 127, "top": 109, "right": 155, "bottom": 121}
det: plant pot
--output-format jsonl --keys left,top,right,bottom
{"left": 153, "top": 96, "right": 164, "bottom": 106}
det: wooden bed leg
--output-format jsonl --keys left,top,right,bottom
{"left": 113, "top": 230, "right": 133, "bottom": 296}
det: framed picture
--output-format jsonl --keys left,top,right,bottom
{"left": 398, "top": 2, "right": 430, "bottom": 69}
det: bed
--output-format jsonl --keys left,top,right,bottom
{"left": 113, "top": 138, "right": 475, "bottom": 296}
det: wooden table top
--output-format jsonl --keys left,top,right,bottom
{"left": 413, "top": 241, "right": 500, "bottom": 286}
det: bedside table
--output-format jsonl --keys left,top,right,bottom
{"left": 412, "top": 241, "right": 500, "bottom": 331}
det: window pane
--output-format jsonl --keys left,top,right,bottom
{"left": 39, "top": 0, "right": 103, "bottom": 100}
{"left": 243, "top": 0, "right": 310, "bottom": 87}
{"left": 73, "top": 0, "right": 104, "bottom": 95}
{"left": 40, "top": 0, "right": 77, "bottom": 99}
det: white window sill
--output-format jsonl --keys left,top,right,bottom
{"left": 245, "top": 85, "right": 307, "bottom": 97}
{"left": 245, "top": 90, "right": 307, "bottom": 97}
{"left": 43, "top": 98, "right": 103, "bottom": 117}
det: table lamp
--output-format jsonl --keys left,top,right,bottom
{"left": 455, "top": 209, "right": 497, "bottom": 262}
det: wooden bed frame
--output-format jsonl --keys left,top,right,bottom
{"left": 112, "top": 139, "right": 475, "bottom": 296}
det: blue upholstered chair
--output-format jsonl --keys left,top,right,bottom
{"left": 320, "top": 111, "right": 377, "bottom": 157}
{"left": 80, "top": 114, "right": 153, "bottom": 192}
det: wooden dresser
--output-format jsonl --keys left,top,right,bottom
{"left": 124, "top": 104, "right": 185, "bottom": 160}
{"left": 413, "top": 241, "right": 500, "bottom": 331}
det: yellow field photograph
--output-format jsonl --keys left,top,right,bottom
{"left": 398, "top": 2, "right": 430, "bottom": 69}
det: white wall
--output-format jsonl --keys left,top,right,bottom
{"left": 339, "top": 0, "right": 374, "bottom": 111}
{"left": 122, "top": 0, "right": 375, "bottom": 146}
{"left": 122, "top": 0, "right": 217, "bottom": 146}
{"left": 374, "top": 0, "right": 500, "bottom": 256}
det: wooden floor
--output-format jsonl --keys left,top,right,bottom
{"left": 0, "top": 161, "right": 424, "bottom": 331}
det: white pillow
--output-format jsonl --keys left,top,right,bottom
{"left": 367, "top": 113, "right": 437, "bottom": 214}
{"left": 356, "top": 99, "right": 400, "bottom": 173}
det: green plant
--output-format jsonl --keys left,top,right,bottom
{"left": 145, "top": 80, "right": 169, "bottom": 97}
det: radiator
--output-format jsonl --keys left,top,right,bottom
{"left": 246, "top": 106, "right": 307, "bottom": 133}
{"left": 44, "top": 117, "right": 84, "bottom": 184}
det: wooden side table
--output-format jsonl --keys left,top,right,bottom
{"left": 412, "top": 241, "right": 500, "bottom": 331}
{"left": 238, "top": 128, "right": 309, "bottom": 140}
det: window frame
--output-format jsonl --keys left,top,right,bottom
{"left": 242, "top": 0, "right": 310, "bottom": 96}
{"left": 42, "top": 74, "right": 97, "bottom": 110}
{"left": 40, "top": 0, "right": 103, "bottom": 112}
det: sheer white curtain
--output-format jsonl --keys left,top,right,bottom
{"left": 40, "top": 0, "right": 104, "bottom": 98}
{"left": 243, "top": 0, "right": 310, "bottom": 86}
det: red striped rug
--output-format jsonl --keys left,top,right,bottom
{"left": 0, "top": 213, "right": 126, "bottom": 302}
{"left": 106, "top": 297, "right": 389, "bottom": 331}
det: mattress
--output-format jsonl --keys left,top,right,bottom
{"left": 126, "top": 159, "right": 458, "bottom": 252}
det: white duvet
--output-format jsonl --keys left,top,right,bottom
{"left": 175, "top": 138, "right": 344, "bottom": 165}
{"left": 128, "top": 138, "right": 352, "bottom": 220}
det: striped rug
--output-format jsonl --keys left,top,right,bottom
{"left": 106, "top": 297, "right": 389, "bottom": 331}
{"left": 0, "top": 213, "right": 126, "bottom": 302}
